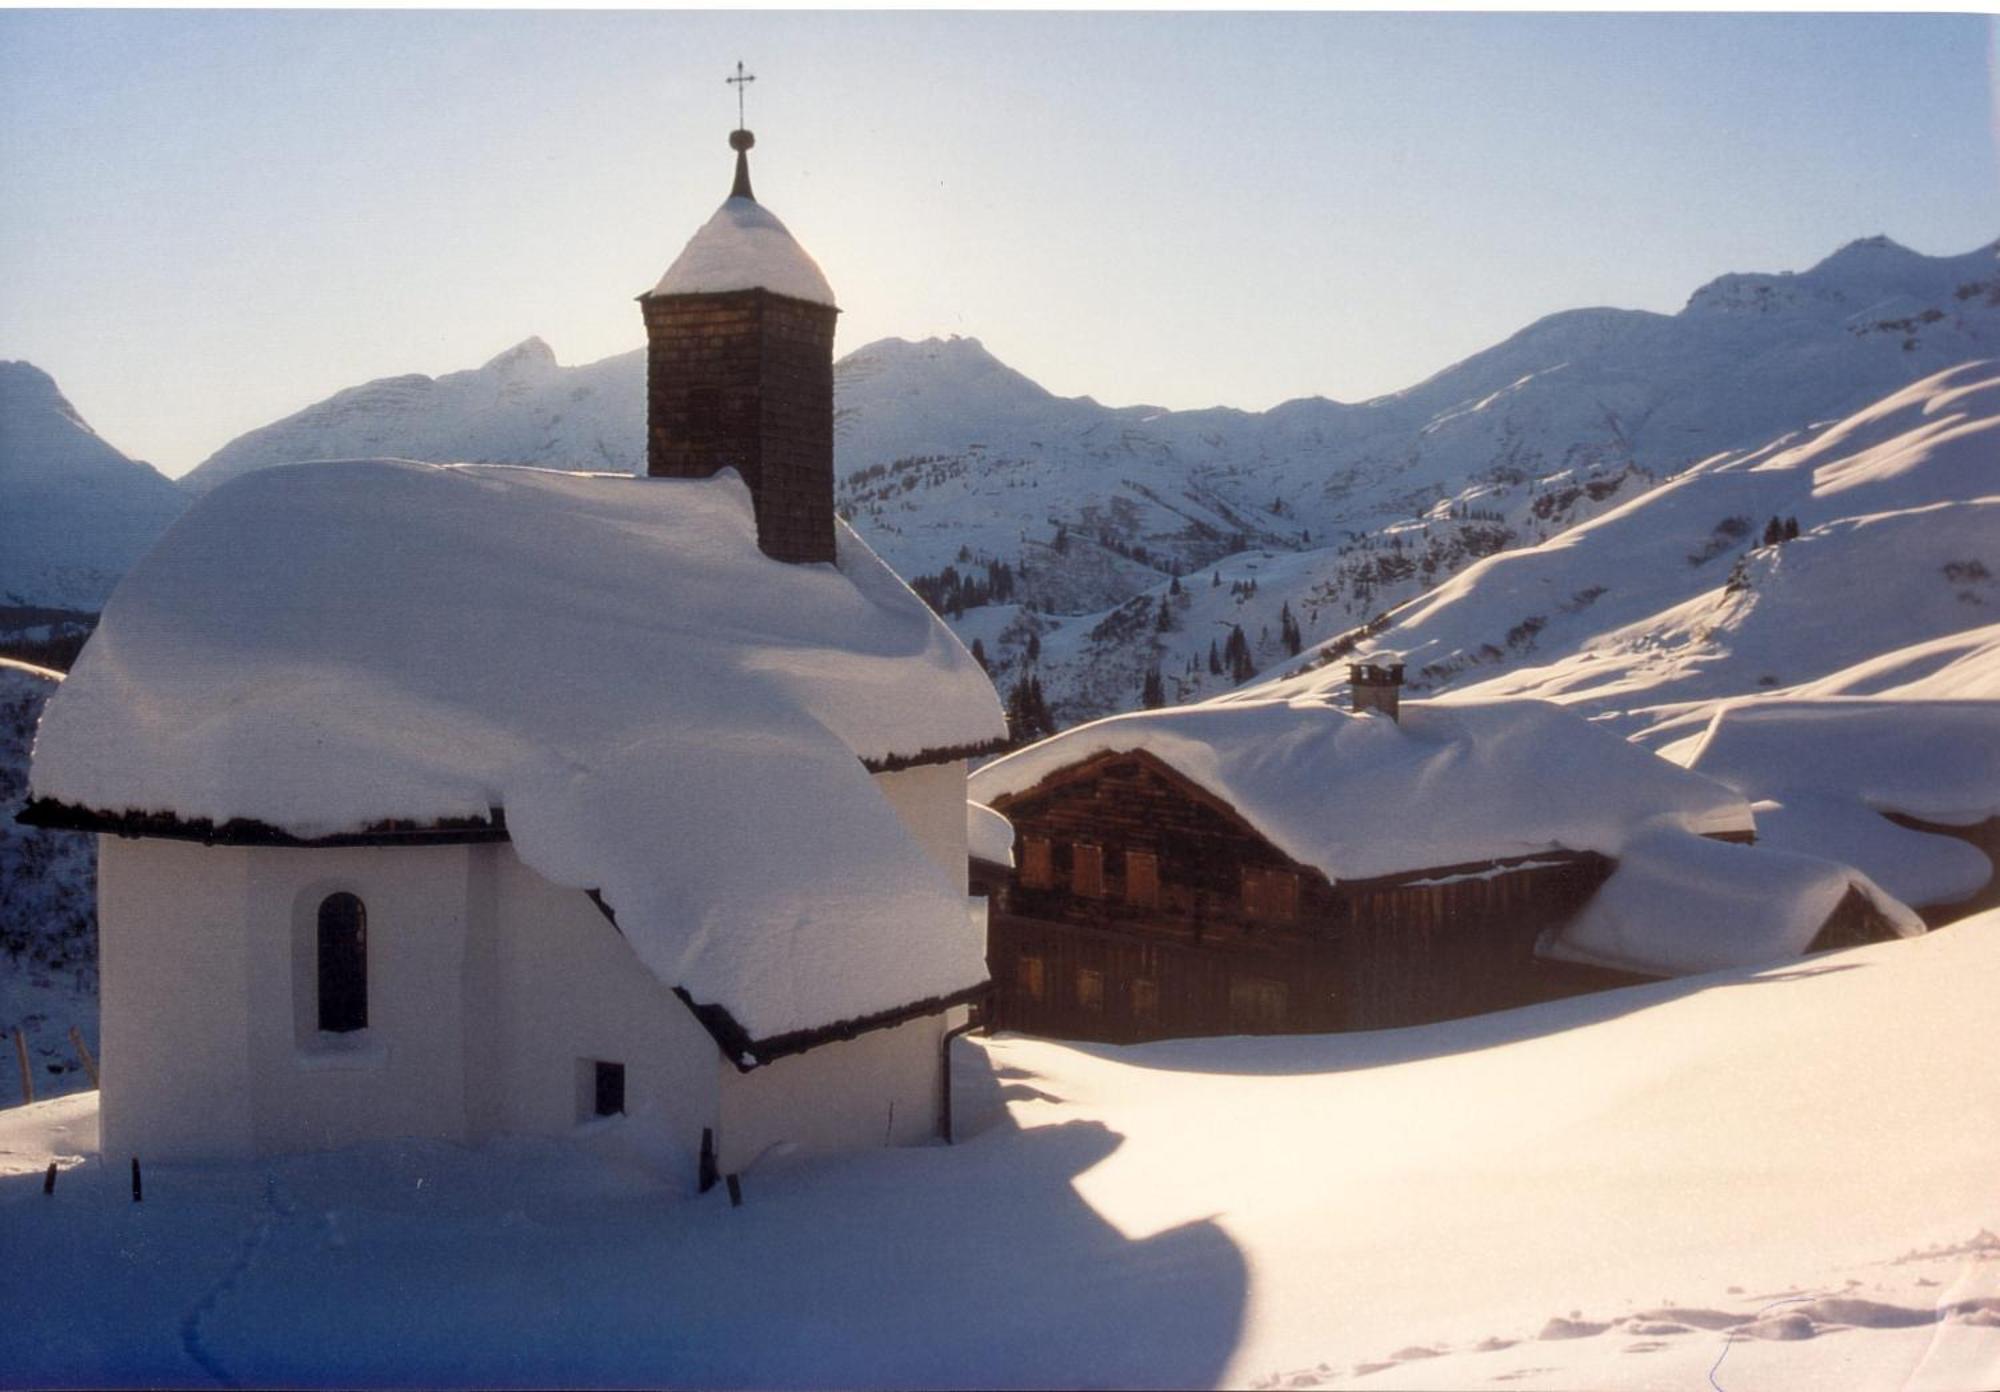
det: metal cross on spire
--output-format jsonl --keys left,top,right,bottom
{"left": 727, "top": 61, "right": 756, "bottom": 130}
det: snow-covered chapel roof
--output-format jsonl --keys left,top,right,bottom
{"left": 969, "top": 693, "right": 1755, "bottom": 885}
{"left": 28, "top": 460, "right": 1006, "bottom": 1055}
{"left": 648, "top": 196, "right": 836, "bottom": 306}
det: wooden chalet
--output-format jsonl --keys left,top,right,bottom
{"left": 966, "top": 663, "right": 1919, "bottom": 1044}
{"left": 980, "top": 745, "right": 1637, "bottom": 1042}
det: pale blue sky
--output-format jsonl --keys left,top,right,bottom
{"left": 3, "top": 10, "right": 1996, "bottom": 476}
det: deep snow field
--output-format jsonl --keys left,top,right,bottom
{"left": 4, "top": 913, "right": 1997, "bottom": 1390}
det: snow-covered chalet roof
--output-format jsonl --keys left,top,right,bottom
{"left": 968, "top": 693, "right": 1754, "bottom": 884}
{"left": 1548, "top": 825, "right": 1922, "bottom": 977}
{"left": 648, "top": 196, "right": 836, "bottom": 307}
{"left": 1671, "top": 698, "right": 2000, "bottom": 828}
{"left": 29, "top": 460, "right": 1006, "bottom": 1050}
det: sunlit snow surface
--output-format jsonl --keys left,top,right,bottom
{"left": 28, "top": 461, "right": 1006, "bottom": 1040}
{"left": 649, "top": 195, "right": 836, "bottom": 306}
{"left": 3, "top": 918, "right": 1996, "bottom": 1388}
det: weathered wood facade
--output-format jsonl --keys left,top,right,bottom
{"left": 641, "top": 286, "right": 839, "bottom": 565}
{"left": 981, "top": 749, "right": 1642, "bottom": 1043}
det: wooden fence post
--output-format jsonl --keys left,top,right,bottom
{"left": 43, "top": 1162, "right": 56, "bottom": 1196}
{"left": 131, "top": 1156, "right": 143, "bottom": 1203}
{"left": 698, "top": 1127, "right": 719, "bottom": 1194}
{"left": 68, "top": 1028, "right": 98, "bottom": 1089}
{"left": 12, "top": 1028, "right": 31, "bottom": 1105}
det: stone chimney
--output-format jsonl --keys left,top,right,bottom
{"left": 638, "top": 127, "right": 840, "bottom": 564}
{"left": 1348, "top": 657, "right": 1405, "bottom": 722}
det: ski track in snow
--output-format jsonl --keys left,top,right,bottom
{"left": 1247, "top": 1232, "right": 2000, "bottom": 1390}
{"left": 178, "top": 1175, "right": 299, "bottom": 1388}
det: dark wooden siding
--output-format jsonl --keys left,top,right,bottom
{"left": 642, "top": 288, "right": 839, "bottom": 564}
{"left": 986, "top": 749, "right": 1630, "bottom": 1041}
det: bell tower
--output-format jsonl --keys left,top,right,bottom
{"left": 639, "top": 102, "right": 840, "bottom": 564}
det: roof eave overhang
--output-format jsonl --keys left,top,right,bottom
{"left": 636, "top": 283, "right": 840, "bottom": 315}
{"left": 583, "top": 889, "right": 988, "bottom": 1070}
{"left": 15, "top": 797, "right": 508, "bottom": 848}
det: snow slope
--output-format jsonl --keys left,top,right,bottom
{"left": 3, "top": 915, "right": 1995, "bottom": 1388}
{"left": 30, "top": 461, "right": 1005, "bottom": 1043}
{"left": 1259, "top": 360, "right": 2000, "bottom": 730}
{"left": 0, "top": 362, "right": 189, "bottom": 610}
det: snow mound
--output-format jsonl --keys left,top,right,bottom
{"left": 649, "top": 197, "right": 835, "bottom": 306}
{"left": 969, "top": 693, "right": 1751, "bottom": 883}
{"left": 1549, "top": 825, "right": 1922, "bottom": 976}
{"left": 29, "top": 461, "right": 1005, "bottom": 1041}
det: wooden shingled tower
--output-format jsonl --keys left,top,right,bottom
{"left": 639, "top": 94, "right": 840, "bottom": 564}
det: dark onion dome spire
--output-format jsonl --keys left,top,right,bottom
{"left": 730, "top": 127, "right": 755, "bottom": 201}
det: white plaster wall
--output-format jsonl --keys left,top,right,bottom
{"left": 241, "top": 843, "right": 478, "bottom": 1155}
{"left": 489, "top": 851, "right": 720, "bottom": 1190}
{"left": 716, "top": 1011, "right": 945, "bottom": 1173}
{"left": 872, "top": 761, "right": 970, "bottom": 879}
{"left": 97, "top": 837, "right": 255, "bottom": 1160}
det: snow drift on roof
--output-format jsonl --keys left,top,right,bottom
{"left": 1549, "top": 826, "right": 1922, "bottom": 977}
{"left": 968, "top": 694, "right": 1752, "bottom": 883}
{"left": 1644, "top": 696, "right": 2000, "bottom": 911}
{"left": 1672, "top": 699, "right": 2000, "bottom": 827}
{"left": 649, "top": 197, "right": 835, "bottom": 307}
{"left": 29, "top": 460, "right": 1005, "bottom": 1040}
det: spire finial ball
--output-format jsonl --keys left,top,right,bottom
{"left": 729, "top": 129, "right": 756, "bottom": 153}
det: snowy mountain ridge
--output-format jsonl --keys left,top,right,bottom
{"left": 0, "top": 362, "right": 189, "bottom": 611}
{"left": 164, "top": 235, "right": 2000, "bottom": 723}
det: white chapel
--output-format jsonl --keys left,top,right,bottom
{"left": 24, "top": 121, "right": 1009, "bottom": 1185}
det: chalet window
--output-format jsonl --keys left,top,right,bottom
{"left": 594, "top": 1061, "right": 626, "bottom": 1118}
{"left": 1124, "top": 850, "right": 1160, "bottom": 909}
{"left": 1077, "top": 968, "right": 1105, "bottom": 1013}
{"left": 1017, "top": 954, "right": 1046, "bottom": 1002}
{"left": 1228, "top": 976, "right": 1289, "bottom": 1032}
{"left": 1021, "top": 838, "right": 1054, "bottom": 890}
{"left": 688, "top": 387, "right": 722, "bottom": 436}
{"left": 1242, "top": 867, "right": 1300, "bottom": 924}
{"left": 316, "top": 892, "right": 368, "bottom": 1034}
{"left": 1072, "top": 844, "right": 1105, "bottom": 899}
{"left": 1131, "top": 977, "right": 1160, "bottom": 1023}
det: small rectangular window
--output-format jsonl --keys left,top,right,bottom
{"left": 1072, "top": 844, "right": 1105, "bottom": 899}
{"left": 1243, "top": 868, "right": 1300, "bottom": 923}
{"left": 1017, "top": 955, "right": 1046, "bottom": 1002}
{"left": 1131, "top": 977, "right": 1160, "bottom": 1023}
{"left": 594, "top": 1061, "right": 626, "bottom": 1118}
{"left": 1124, "top": 851, "right": 1160, "bottom": 908}
{"left": 1021, "top": 838, "right": 1054, "bottom": 890}
{"left": 1077, "top": 968, "right": 1105, "bottom": 1013}
{"left": 1229, "top": 976, "right": 1289, "bottom": 1032}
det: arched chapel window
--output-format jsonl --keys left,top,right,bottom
{"left": 317, "top": 892, "right": 368, "bottom": 1033}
